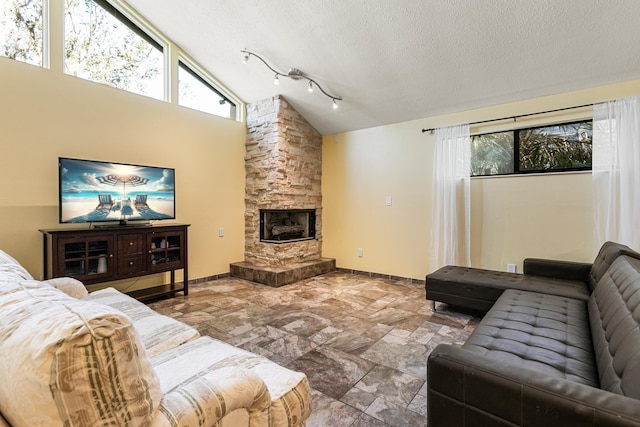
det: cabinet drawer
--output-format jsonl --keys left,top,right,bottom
{"left": 119, "top": 255, "right": 145, "bottom": 276}
{"left": 119, "top": 234, "right": 143, "bottom": 255}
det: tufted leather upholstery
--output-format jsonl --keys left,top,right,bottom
{"left": 587, "top": 241, "right": 640, "bottom": 291}
{"left": 589, "top": 256, "right": 640, "bottom": 399}
{"left": 463, "top": 289, "right": 598, "bottom": 386}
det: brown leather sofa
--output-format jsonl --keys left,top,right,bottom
{"left": 426, "top": 242, "right": 640, "bottom": 426}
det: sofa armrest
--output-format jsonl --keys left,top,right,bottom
{"left": 152, "top": 367, "right": 271, "bottom": 427}
{"left": 522, "top": 258, "right": 592, "bottom": 283}
{"left": 427, "top": 344, "right": 640, "bottom": 427}
{"left": 41, "top": 277, "right": 88, "bottom": 299}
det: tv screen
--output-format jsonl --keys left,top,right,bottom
{"left": 59, "top": 157, "right": 176, "bottom": 224}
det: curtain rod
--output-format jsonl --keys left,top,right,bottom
{"left": 421, "top": 103, "right": 593, "bottom": 133}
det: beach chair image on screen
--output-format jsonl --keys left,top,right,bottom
{"left": 96, "top": 194, "right": 114, "bottom": 210}
{"left": 134, "top": 194, "right": 149, "bottom": 208}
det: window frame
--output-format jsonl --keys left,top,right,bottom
{"left": 178, "top": 57, "right": 238, "bottom": 120}
{"left": 471, "top": 119, "right": 593, "bottom": 178}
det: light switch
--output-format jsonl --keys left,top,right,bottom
{"left": 385, "top": 196, "right": 392, "bottom": 206}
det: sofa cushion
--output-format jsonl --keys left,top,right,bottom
{"left": 589, "top": 255, "right": 640, "bottom": 399}
{"left": 151, "top": 336, "right": 311, "bottom": 427}
{"left": 588, "top": 241, "right": 640, "bottom": 291}
{"left": 87, "top": 287, "right": 200, "bottom": 357}
{"left": 463, "top": 289, "right": 598, "bottom": 386}
{"left": 0, "top": 279, "right": 162, "bottom": 427}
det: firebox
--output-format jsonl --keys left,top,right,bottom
{"left": 260, "top": 209, "right": 316, "bottom": 243}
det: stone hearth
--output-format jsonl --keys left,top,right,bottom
{"left": 231, "top": 95, "right": 335, "bottom": 286}
{"left": 230, "top": 258, "right": 335, "bottom": 288}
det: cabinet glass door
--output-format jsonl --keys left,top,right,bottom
{"left": 148, "top": 232, "right": 183, "bottom": 271}
{"left": 61, "top": 237, "right": 113, "bottom": 278}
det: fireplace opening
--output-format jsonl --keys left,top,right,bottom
{"left": 260, "top": 209, "right": 316, "bottom": 243}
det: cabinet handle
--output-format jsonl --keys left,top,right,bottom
{"left": 129, "top": 261, "right": 134, "bottom": 266}
{"left": 129, "top": 242, "right": 134, "bottom": 246}
{"left": 109, "top": 254, "right": 113, "bottom": 258}
{"left": 148, "top": 250, "right": 152, "bottom": 254}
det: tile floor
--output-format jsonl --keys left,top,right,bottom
{"left": 148, "top": 271, "right": 481, "bottom": 427}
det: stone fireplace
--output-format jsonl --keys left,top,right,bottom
{"left": 230, "top": 95, "right": 335, "bottom": 286}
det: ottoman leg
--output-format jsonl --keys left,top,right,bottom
{"left": 430, "top": 300, "right": 436, "bottom": 312}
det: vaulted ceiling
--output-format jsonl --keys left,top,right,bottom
{"left": 127, "top": 0, "right": 640, "bottom": 135}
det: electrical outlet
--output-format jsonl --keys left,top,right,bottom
{"left": 218, "top": 227, "right": 224, "bottom": 237}
{"left": 357, "top": 248, "right": 363, "bottom": 257}
{"left": 507, "top": 264, "right": 516, "bottom": 273}
{"left": 385, "top": 196, "right": 392, "bottom": 206}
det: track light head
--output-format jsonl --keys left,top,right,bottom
{"left": 242, "top": 53, "right": 249, "bottom": 64}
{"left": 273, "top": 74, "right": 280, "bottom": 85}
{"left": 308, "top": 81, "right": 314, "bottom": 93}
{"left": 332, "top": 99, "right": 339, "bottom": 109}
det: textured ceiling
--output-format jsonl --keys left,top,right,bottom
{"left": 127, "top": 0, "right": 640, "bottom": 135}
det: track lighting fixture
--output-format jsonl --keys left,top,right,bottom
{"left": 241, "top": 49, "right": 342, "bottom": 108}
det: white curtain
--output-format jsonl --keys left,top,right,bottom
{"left": 593, "top": 96, "right": 640, "bottom": 251}
{"left": 429, "top": 124, "right": 471, "bottom": 271}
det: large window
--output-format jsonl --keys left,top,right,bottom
{"left": 471, "top": 121, "right": 593, "bottom": 176}
{"left": 2, "top": 0, "right": 244, "bottom": 121}
{"left": 178, "top": 60, "right": 237, "bottom": 119}
{"left": 0, "top": 0, "right": 44, "bottom": 66}
{"left": 64, "top": 0, "right": 164, "bottom": 100}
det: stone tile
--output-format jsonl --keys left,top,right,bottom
{"left": 407, "top": 392, "right": 427, "bottom": 416}
{"left": 325, "top": 331, "right": 376, "bottom": 355}
{"left": 309, "top": 325, "right": 344, "bottom": 345}
{"left": 340, "top": 386, "right": 377, "bottom": 411}
{"left": 267, "top": 311, "right": 332, "bottom": 337}
{"left": 351, "top": 412, "right": 391, "bottom": 426}
{"left": 355, "top": 365, "right": 424, "bottom": 407}
{"left": 263, "top": 333, "right": 317, "bottom": 360}
{"left": 365, "top": 397, "right": 426, "bottom": 427}
{"left": 360, "top": 333, "right": 430, "bottom": 380}
{"left": 367, "top": 307, "right": 415, "bottom": 327}
{"left": 287, "top": 346, "right": 375, "bottom": 399}
{"left": 306, "top": 390, "right": 362, "bottom": 427}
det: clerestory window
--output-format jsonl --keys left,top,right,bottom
{"left": 178, "top": 60, "right": 237, "bottom": 119}
{"left": 471, "top": 120, "right": 593, "bottom": 177}
{"left": 0, "top": 0, "right": 44, "bottom": 66}
{"left": 64, "top": 0, "right": 164, "bottom": 100}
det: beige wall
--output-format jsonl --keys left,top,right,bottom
{"left": 0, "top": 58, "right": 246, "bottom": 291}
{"left": 322, "top": 79, "right": 640, "bottom": 280}
{"left": 5, "top": 52, "right": 640, "bottom": 288}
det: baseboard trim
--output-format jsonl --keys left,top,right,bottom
{"left": 335, "top": 267, "right": 425, "bottom": 286}
{"left": 187, "top": 269, "right": 425, "bottom": 287}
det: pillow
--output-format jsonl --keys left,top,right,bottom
{"left": 41, "top": 277, "right": 89, "bottom": 299}
{"left": 0, "top": 280, "right": 161, "bottom": 426}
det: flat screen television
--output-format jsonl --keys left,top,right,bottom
{"left": 59, "top": 157, "right": 176, "bottom": 225}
